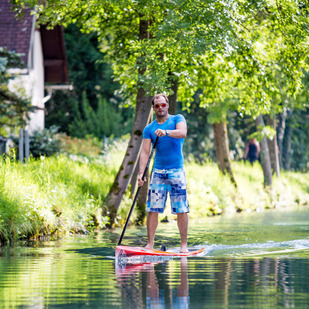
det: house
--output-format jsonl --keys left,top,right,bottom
{"left": 0, "top": 0, "right": 71, "bottom": 133}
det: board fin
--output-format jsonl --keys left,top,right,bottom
{"left": 160, "top": 244, "right": 166, "bottom": 252}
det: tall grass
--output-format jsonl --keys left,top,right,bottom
{"left": 185, "top": 160, "right": 309, "bottom": 219}
{"left": 0, "top": 138, "right": 127, "bottom": 243}
{"left": 1, "top": 136, "right": 309, "bottom": 243}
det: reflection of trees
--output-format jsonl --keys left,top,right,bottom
{"left": 116, "top": 256, "right": 309, "bottom": 308}
{"left": 0, "top": 247, "right": 119, "bottom": 307}
{"left": 224, "top": 258, "right": 296, "bottom": 308}
{"left": 278, "top": 260, "right": 294, "bottom": 307}
{"left": 214, "top": 259, "right": 232, "bottom": 309}
{"left": 188, "top": 257, "right": 308, "bottom": 308}
{"left": 241, "top": 258, "right": 295, "bottom": 308}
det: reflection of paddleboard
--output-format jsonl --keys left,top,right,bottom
{"left": 115, "top": 245, "right": 204, "bottom": 259}
{"left": 115, "top": 261, "right": 161, "bottom": 277}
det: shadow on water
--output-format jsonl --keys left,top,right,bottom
{"left": 69, "top": 246, "right": 114, "bottom": 258}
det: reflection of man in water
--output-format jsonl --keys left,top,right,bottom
{"left": 243, "top": 138, "right": 260, "bottom": 164}
{"left": 172, "top": 257, "right": 189, "bottom": 308}
{"left": 146, "top": 257, "right": 189, "bottom": 309}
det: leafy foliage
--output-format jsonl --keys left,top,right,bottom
{"left": 285, "top": 108, "right": 309, "bottom": 171}
{"left": 0, "top": 47, "right": 34, "bottom": 133}
{"left": 68, "top": 92, "right": 133, "bottom": 138}
{"left": 11, "top": 126, "right": 61, "bottom": 158}
{"left": 179, "top": 93, "right": 215, "bottom": 163}
{"left": 29, "top": 126, "right": 61, "bottom": 158}
{"left": 10, "top": 0, "right": 309, "bottom": 173}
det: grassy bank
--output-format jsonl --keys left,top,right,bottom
{"left": 186, "top": 161, "right": 309, "bottom": 218}
{"left": 1, "top": 137, "right": 309, "bottom": 243}
{"left": 0, "top": 138, "right": 125, "bottom": 243}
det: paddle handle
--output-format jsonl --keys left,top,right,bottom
{"left": 118, "top": 136, "right": 159, "bottom": 245}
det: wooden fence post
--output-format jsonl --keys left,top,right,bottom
{"left": 19, "top": 129, "right": 24, "bottom": 162}
{"left": 25, "top": 130, "right": 30, "bottom": 160}
{"left": 19, "top": 129, "right": 30, "bottom": 162}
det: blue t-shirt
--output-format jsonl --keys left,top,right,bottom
{"left": 143, "top": 114, "right": 186, "bottom": 169}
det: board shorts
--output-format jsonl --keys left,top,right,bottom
{"left": 146, "top": 168, "right": 189, "bottom": 214}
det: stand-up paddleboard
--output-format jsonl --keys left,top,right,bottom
{"left": 115, "top": 245, "right": 204, "bottom": 259}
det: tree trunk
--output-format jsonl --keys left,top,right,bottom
{"left": 167, "top": 72, "right": 178, "bottom": 115}
{"left": 255, "top": 114, "right": 272, "bottom": 187}
{"left": 134, "top": 113, "right": 153, "bottom": 225}
{"left": 130, "top": 162, "right": 139, "bottom": 198}
{"left": 103, "top": 16, "right": 153, "bottom": 226}
{"left": 213, "top": 122, "right": 237, "bottom": 188}
{"left": 277, "top": 107, "right": 288, "bottom": 168}
{"left": 282, "top": 110, "right": 293, "bottom": 170}
{"left": 104, "top": 94, "right": 152, "bottom": 225}
{"left": 128, "top": 156, "right": 151, "bottom": 226}
{"left": 266, "top": 114, "right": 280, "bottom": 177}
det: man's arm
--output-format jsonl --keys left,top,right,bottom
{"left": 138, "top": 138, "right": 152, "bottom": 187}
{"left": 155, "top": 121, "right": 187, "bottom": 138}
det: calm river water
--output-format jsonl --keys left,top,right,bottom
{"left": 1, "top": 207, "right": 309, "bottom": 308}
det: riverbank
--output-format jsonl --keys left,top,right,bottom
{"left": 1, "top": 138, "right": 308, "bottom": 244}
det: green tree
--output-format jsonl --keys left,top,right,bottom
{"left": 177, "top": 1, "right": 309, "bottom": 187}
{"left": 279, "top": 71, "right": 309, "bottom": 171}
{"left": 68, "top": 92, "right": 129, "bottom": 138}
{"left": 0, "top": 47, "right": 33, "bottom": 134}
{"left": 11, "top": 0, "right": 309, "bottom": 218}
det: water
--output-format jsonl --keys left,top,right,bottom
{"left": 1, "top": 207, "right": 309, "bottom": 308}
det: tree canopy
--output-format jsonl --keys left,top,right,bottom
{"left": 11, "top": 1, "right": 309, "bottom": 113}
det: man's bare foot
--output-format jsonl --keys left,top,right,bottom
{"left": 145, "top": 244, "right": 154, "bottom": 249}
{"left": 180, "top": 246, "right": 188, "bottom": 253}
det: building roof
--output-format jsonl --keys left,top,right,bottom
{"left": 0, "top": 0, "right": 33, "bottom": 65}
{"left": 0, "top": 0, "right": 69, "bottom": 84}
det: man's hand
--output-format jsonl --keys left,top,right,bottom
{"left": 155, "top": 129, "right": 167, "bottom": 137}
{"left": 138, "top": 172, "right": 146, "bottom": 187}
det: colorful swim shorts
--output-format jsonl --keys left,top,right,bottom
{"left": 146, "top": 168, "right": 189, "bottom": 214}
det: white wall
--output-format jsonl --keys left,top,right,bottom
{"left": 8, "top": 29, "right": 45, "bottom": 133}
{"left": 28, "top": 29, "right": 45, "bottom": 132}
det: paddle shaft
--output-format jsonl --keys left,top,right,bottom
{"left": 118, "top": 136, "right": 159, "bottom": 245}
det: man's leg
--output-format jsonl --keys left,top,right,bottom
{"left": 146, "top": 212, "right": 159, "bottom": 249}
{"left": 169, "top": 169, "right": 189, "bottom": 253}
{"left": 177, "top": 213, "right": 188, "bottom": 253}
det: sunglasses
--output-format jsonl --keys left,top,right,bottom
{"left": 153, "top": 103, "right": 167, "bottom": 109}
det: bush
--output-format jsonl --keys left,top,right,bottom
{"left": 29, "top": 126, "right": 61, "bottom": 158}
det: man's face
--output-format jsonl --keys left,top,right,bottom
{"left": 153, "top": 96, "right": 169, "bottom": 118}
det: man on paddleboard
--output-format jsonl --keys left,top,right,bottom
{"left": 138, "top": 93, "right": 189, "bottom": 253}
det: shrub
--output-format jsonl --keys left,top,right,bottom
{"left": 29, "top": 126, "right": 61, "bottom": 158}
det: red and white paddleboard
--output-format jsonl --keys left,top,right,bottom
{"left": 115, "top": 245, "right": 204, "bottom": 259}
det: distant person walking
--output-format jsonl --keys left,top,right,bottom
{"left": 138, "top": 93, "right": 189, "bottom": 253}
{"left": 244, "top": 138, "right": 260, "bottom": 164}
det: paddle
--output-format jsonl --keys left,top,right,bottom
{"left": 118, "top": 135, "right": 159, "bottom": 245}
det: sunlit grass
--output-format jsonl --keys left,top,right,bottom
{"left": 0, "top": 138, "right": 127, "bottom": 243}
{"left": 184, "top": 160, "right": 309, "bottom": 220}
